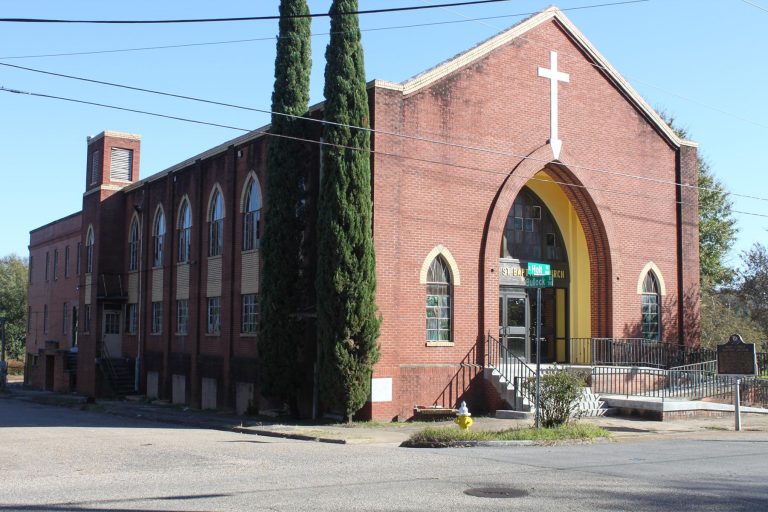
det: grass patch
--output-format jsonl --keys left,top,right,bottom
{"left": 703, "top": 425, "right": 728, "bottom": 431}
{"left": 406, "top": 422, "right": 611, "bottom": 446}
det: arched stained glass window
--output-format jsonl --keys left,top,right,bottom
{"left": 501, "top": 187, "right": 567, "bottom": 263}
{"left": 209, "top": 188, "right": 224, "bottom": 257}
{"left": 128, "top": 217, "right": 140, "bottom": 271}
{"left": 243, "top": 177, "right": 262, "bottom": 251}
{"left": 178, "top": 200, "right": 192, "bottom": 263}
{"left": 426, "top": 256, "right": 452, "bottom": 342}
{"left": 153, "top": 208, "right": 165, "bottom": 268}
{"left": 85, "top": 226, "right": 95, "bottom": 274}
{"left": 641, "top": 272, "right": 661, "bottom": 341}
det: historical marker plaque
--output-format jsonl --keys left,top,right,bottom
{"left": 717, "top": 334, "right": 757, "bottom": 376}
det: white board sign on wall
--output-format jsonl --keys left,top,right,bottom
{"left": 371, "top": 378, "right": 393, "bottom": 402}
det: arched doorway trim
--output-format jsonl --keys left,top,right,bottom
{"left": 482, "top": 144, "right": 615, "bottom": 338}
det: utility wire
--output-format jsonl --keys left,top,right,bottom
{"left": 0, "top": 87, "right": 247, "bottom": 132}
{"left": 3, "top": 85, "right": 767, "bottom": 220}
{"left": 741, "top": 0, "right": 768, "bottom": 14}
{"left": 3, "top": 61, "right": 767, "bottom": 206}
{"left": 2, "top": 0, "right": 760, "bottom": 160}
{"left": 0, "top": 0, "right": 514, "bottom": 24}
{"left": 0, "top": 1, "right": 648, "bottom": 60}
{"left": 424, "top": 0, "right": 768, "bottom": 134}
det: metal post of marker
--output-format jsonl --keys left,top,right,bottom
{"left": 735, "top": 378, "right": 742, "bottom": 432}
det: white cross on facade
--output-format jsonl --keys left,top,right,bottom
{"left": 538, "top": 51, "right": 569, "bottom": 160}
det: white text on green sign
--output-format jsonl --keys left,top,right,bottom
{"left": 527, "top": 262, "right": 551, "bottom": 276}
{"left": 525, "top": 275, "right": 553, "bottom": 288}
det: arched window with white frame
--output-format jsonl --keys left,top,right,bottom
{"left": 152, "top": 206, "right": 165, "bottom": 268}
{"left": 641, "top": 271, "right": 661, "bottom": 341}
{"left": 177, "top": 199, "right": 192, "bottom": 263}
{"left": 426, "top": 256, "right": 452, "bottom": 342}
{"left": 242, "top": 176, "right": 262, "bottom": 251}
{"left": 208, "top": 187, "right": 224, "bottom": 257}
{"left": 128, "top": 216, "right": 140, "bottom": 271}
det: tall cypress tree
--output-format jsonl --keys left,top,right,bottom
{"left": 259, "top": 0, "right": 312, "bottom": 412}
{"left": 317, "top": 0, "right": 380, "bottom": 422}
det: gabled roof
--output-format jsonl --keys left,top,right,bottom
{"left": 372, "top": 5, "right": 696, "bottom": 149}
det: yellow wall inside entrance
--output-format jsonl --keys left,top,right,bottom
{"left": 527, "top": 171, "right": 592, "bottom": 351}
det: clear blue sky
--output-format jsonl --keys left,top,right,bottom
{"left": 1, "top": 0, "right": 765, "bottom": 269}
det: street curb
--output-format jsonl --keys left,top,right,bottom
{"left": 99, "top": 406, "right": 349, "bottom": 445}
{"left": 400, "top": 437, "right": 613, "bottom": 448}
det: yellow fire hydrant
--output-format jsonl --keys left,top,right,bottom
{"left": 455, "top": 401, "right": 473, "bottom": 430}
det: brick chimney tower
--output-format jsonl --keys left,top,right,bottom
{"left": 85, "top": 131, "right": 141, "bottom": 193}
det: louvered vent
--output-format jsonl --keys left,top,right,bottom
{"left": 90, "top": 149, "right": 101, "bottom": 185}
{"left": 110, "top": 148, "right": 133, "bottom": 181}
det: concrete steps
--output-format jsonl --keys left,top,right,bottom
{"left": 487, "top": 373, "right": 617, "bottom": 419}
{"left": 574, "top": 387, "right": 617, "bottom": 417}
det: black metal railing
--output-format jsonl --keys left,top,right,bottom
{"left": 591, "top": 365, "right": 734, "bottom": 401}
{"left": 741, "top": 379, "right": 768, "bottom": 408}
{"left": 487, "top": 334, "right": 536, "bottom": 406}
{"left": 568, "top": 338, "right": 717, "bottom": 369}
{"left": 758, "top": 352, "right": 768, "bottom": 377}
{"left": 429, "top": 342, "right": 483, "bottom": 410}
{"left": 97, "top": 273, "right": 127, "bottom": 299}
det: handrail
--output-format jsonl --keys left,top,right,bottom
{"left": 100, "top": 338, "right": 120, "bottom": 392}
{"left": 487, "top": 334, "right": 535, "bottom": 406}
{"left": 668, "top": 360, "right": 717, "bottom": 373}
{"left": 591, "top": 365, "right": 736, "bottom": 401}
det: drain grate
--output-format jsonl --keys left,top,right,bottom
{"left": 464, "top": 487, "right": 529, "bottom": 499}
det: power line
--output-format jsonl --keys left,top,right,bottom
{"left": 425, "top": 1, "right": 768, "bottom": 136}
{"left": 3, "top": 85, "right": 767, "bottom": 220}
{"left": 4, "top": 60, "right": 768, "bottom": 206}
{"left": 0, "top": 0, "right": 514, "bottom": 24}
{"left": 0, "top": 87, "right": 248, "bottom": 132}
{"left": 0, "top": 1, "right": 649, "bottom": 60}
{"left": 741, "top": 0, "right": 768, "bottom": 14}
{"left": 3, "top": 0, "right": 763, "bottom": 163}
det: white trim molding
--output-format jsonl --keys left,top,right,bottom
{"left": 419, "top": 245, "right": 461, "bottom": 285}
{"left": 637, "top": 261, "right": 667, "bottom": 296}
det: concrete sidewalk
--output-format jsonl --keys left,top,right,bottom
{"left": 4, "top": 384, "right": 768, "bottom": 445}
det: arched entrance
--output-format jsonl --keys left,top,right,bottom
{"left": 499, "top": 184, "right": 571, "bottom": 362}
{"left": 483, "top": 148, "right": 613, "bottom": 363}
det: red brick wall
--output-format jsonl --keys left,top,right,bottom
{"left": 27, "top": 212, "right": 82, "bottom": 392}
{"left": 25, "top": 16, "right": 700, "bottom": 420}
{"left": 368, "top": 18, "right": 695, "bottom": 419}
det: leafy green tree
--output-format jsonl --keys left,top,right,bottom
{"left": 738, "top": 243, "right": 768, "bottom": 341}
{"left": 0, "top": 254, "right": 28, "bottom": 361}
{"left": 661, "top": 113, "right": 737, "bottom": 288}
{"left": 698, "top": 158, "right": 737, "bottom": 288}
{"left": 258, "top": 0, "right": 312, "bottom": 412}
{"left": 316, "top": 0, "right": 380, "bottom": 422}
{"left": 699, "top": 286, "right": 766, "bottom": 349}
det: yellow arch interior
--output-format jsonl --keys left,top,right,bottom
{"left": 526, "top": 170, "right": 592, "bottom": 355}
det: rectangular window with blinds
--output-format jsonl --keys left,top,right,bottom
{"left": 110, "top": 147, "right": 134, "bottom": 181}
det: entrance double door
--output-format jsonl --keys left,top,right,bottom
{"left": 499, "top": 286, "right": 565, "bottom": 363}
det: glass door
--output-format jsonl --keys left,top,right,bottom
{"left": 499, "top": 288, "right": 529, "bottom": 361}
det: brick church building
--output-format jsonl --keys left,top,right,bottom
{"left": 25, "top": 7, "right": 700, "bottom": 420}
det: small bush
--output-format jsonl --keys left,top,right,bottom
{"left": 7, "top": 360, "right": 24, "bottom": 376}
{"left": 525, "top": 365, "right": 585, "bottom": 428}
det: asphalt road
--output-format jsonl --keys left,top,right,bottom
{"left": 2, "top": 396, "right": 767, "bottom": 511}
